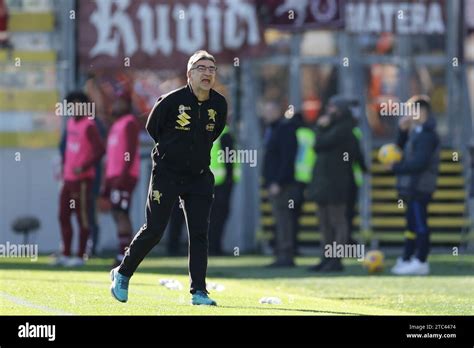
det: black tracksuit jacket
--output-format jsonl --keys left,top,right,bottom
{"left": 146, "top": 84, "right": 227, "bottom": 177}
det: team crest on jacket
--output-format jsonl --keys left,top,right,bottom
{"left": 176, "top": 105, "right": 192, "bottom": 130}
{"left": 206, "top": 123, "right": 215, "bottom": 132}
{"left": 207, "top": 109, "right": 217, "bottom": 122}
{"left": 152, "top": 190, "right": 162, "bottom": 204}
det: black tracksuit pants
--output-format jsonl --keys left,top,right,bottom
{"left": 167, "top": 202, "right": 185, "bottom": 255}
{"left": 119, "top": 164, "right": 215, "bottom": 294}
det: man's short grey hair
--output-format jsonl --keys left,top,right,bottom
{"left": 187, "top": 50, "right": 216, "bottom": 73}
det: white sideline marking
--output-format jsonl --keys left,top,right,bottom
{"left": 0, "top": 291, "right": 74, "bottom": 315}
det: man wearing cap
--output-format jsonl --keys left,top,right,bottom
{"left": 110, "top": 50, "right": 227, "bottom": 306}
{"left": 389, "top": 95, "right": 440, "bottom": 275}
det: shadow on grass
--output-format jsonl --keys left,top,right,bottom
{"left": 0, "top": 256, "right": 472, "bottom": 278}
{"left": 217, "top": 305, "right": 367, "bottom": 316}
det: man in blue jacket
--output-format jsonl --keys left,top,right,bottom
{"left": 388, "top": 95, "right": 440, "bottom": 275}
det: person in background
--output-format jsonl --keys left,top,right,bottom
{"left": 208, "top": 123, "right": 240, "bottom": 255}
{"left": 102, "top": 94, "right": 141, "bottom": 267}
{"left": 297, "top": 101, "right": 366, "bottom": 249}
{"left": 346, "top": 107, "right": 368, "bottom": 245}
{"left": 87, "top": 116, "right": 107, "bottom": 257}
{"left": 262, "top": 101, "right": 298, "bottom": 267}
{"left": 292, "top": 111, "right": 316, "bottom": 255}
{"left": 307, "top": 95, "right": 357, "bottom": 272}
{"left": 55, "top": 91, "right": 105, "bottom": 267}
{"left": 60, "top": 111, "right": 106, "bottom": 257}
{"left": 0, "top": 0, "right": 12, "bottom": 49}
{"left": 389, "top": 95, "right": 440, "bottom": 276}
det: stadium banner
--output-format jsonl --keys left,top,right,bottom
{"left": 257, "top": 0, "right": 446, "bottom": 35}
{"left": 78, "top": 0, "right": 264, "bottom": 70}
{"left": 256, "top": 0, "right": 345, "bottom": 30}
{"left": 467, "top": 0, "right": 474, "bottom": 33}
{"left": 346, "top": 0, "right": 447, "bottom": 35}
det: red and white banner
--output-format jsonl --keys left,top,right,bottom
{"left": 78, "top": 0, "right": 264, "bottom": 70}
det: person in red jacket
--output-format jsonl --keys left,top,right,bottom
{"left": 0, "top": 0, "right": 12, "bottom": 49}
{"left": 55, "top": 91, "right": 105, "bottom": 267}
{"left": 102, "top": 94, "right": 141, "bottom": 267}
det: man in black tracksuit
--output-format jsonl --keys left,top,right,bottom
{"left": 390, "top": 95, "right": 440, "bottom": 276}
{"left": 110, "top": 50, "right": 227, "bottom": 306}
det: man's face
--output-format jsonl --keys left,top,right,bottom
{"left": 260, "top": 102, "right": 281, "bottom": 125}
{"left": 327, "top": 104, "right": 340, "bottom": 119}
{"left": 187, "top": 59, "right": 217, "bottom": 91}
{"left": 413, "top": 107, "right": 428, "bottom": 125}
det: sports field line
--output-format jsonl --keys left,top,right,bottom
{"left": 0, "top": 290, "right": 75, "bottom": 315}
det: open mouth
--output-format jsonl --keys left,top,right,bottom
{"left": 201, "top": 79, "right": 211, "bottom": 84}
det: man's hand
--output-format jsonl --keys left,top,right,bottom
{"left": 268, "top": 183, "right": 281, "bottom": 197}
{"left": 317, "top": 114, "right": 331, "bottom": 127}
{"left": 399, "top": 116, "right": 412, "bottom": 131}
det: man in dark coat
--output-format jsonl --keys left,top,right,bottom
{"left": 262, "top": 101, "right": 298, "bottom": 267}
{"left": 308, "top": 95, "right": 357, "bottom": 272}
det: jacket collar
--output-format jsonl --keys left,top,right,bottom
{"left": 413, "top": 115, "right": 437, "bottom": 133}
{"left": 187, "top": 83, "right": 214, "bottom": 103}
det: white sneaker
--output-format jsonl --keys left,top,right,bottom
{"left": 391, "top": 257, "right": 412, "bottom": 274}
{"left": 64, "top": 256, "right": 85, "bottom": 267}
{"left": 392, "top": 258, "right": 429, "bottom": 275}
{"left": 50, "top": 255, "right": 71, "bottom": 266}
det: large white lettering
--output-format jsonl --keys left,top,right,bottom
{"left": 88, "top": 0, "right": 261, "bottom": 58}
{"left": 90, "top": 0, "right": 138, "bottom": 57}
{"left": 137, "top": 3, "right": 172, "bottom": 55}
{"left": 224, "top": 0, "right": 260, "bottom": 49}
{"left": 174, "top": 3, "right": 206, "bottom": 54}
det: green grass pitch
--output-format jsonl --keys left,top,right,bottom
{"left": 0, "top": 254, "right": 473, "bottom": 315}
